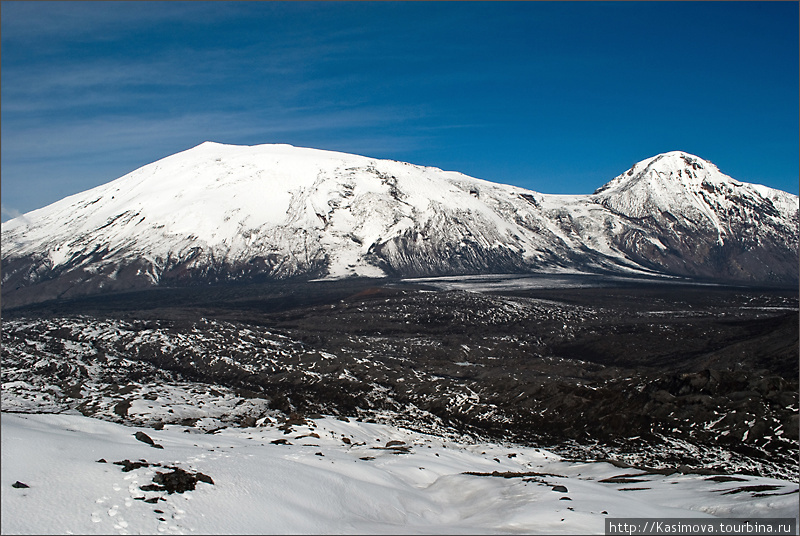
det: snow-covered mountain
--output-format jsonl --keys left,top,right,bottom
{"left": 592, "top": 152, "right": 799, "bottom": 283}
{"left": 2, "top": 143, "right": 797, "bottom": 307}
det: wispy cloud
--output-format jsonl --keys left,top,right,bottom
{"left": 1, "top": 203, "right": 25, "bottom": 223}
{"left": 1, "top": 2, "right": 250, "bottom": 45}
{"left": 4, "top": 101, "right": 433, "bottom": 155}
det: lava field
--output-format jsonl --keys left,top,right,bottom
{"left": 2, "top": 276, "right": 797, "bottom": 479}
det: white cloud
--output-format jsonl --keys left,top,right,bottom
{"left": 1, "top": 203, "right": 24, "bottom": 222}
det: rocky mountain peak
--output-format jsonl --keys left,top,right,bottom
{"left": 593, "top": 151, "right": 726, "bottom": 196}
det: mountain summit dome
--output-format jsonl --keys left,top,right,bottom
{"left": 594, "top": 151, "right": 728, "bottom": 196}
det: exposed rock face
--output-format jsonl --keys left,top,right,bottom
{"left": 2, "top": 144, "right": 797, "bottom": 308}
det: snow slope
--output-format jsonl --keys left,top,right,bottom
{"left": 2, "top": 144, "right": 798, "bottom": 307}
{"left": 3, "top": 412, "right": 797, "bottom": 535}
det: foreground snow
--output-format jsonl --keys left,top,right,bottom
{"left": 3, "top": 412, "right": 797, "bottom": 535}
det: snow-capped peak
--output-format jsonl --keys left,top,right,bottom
{"left": 590, "top": 150, "right": 760, "bottom": 224}
{"left": 588, "top": 149, "right": 798, "bottom": 274}
{"left": 638, "top": 150, "right": 720, "bottom": 174}
{"left": 593, "top": 151, "right": 729, "bottom": 196}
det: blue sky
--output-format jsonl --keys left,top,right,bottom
{"left": 2, "top": 1, "right": 798, "bottom": 222}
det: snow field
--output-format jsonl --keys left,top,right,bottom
{"left": 3, "top": 412, "right": 797, "bottom": 535}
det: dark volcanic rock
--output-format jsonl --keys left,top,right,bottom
{"left": 150, "top": 467, "right": 214, "bottom": 494}
{"left": 1, "top": 278, "right": 796, "bottom": 479}
{"left": 134, "top": 431, "right": 163, "bottom": 449}
{"left": 114, "top": 459, "right": 156, "bottom": 472}
{"left": 134, "top": 431, "right": 155, "bottom": 445}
